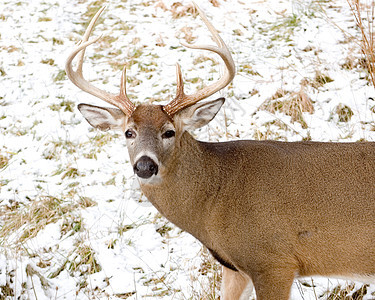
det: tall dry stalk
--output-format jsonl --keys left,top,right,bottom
{"left": 347, "top": 0, "right": 375, "bottom": 88}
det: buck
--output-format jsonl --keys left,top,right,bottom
{"left": 65, "top": 4, "right": 375, "bottom": 300}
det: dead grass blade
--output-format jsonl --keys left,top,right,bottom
{"left": 347, "top": 0, "right": 375, "bottom": 88}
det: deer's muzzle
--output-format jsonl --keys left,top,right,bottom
{"left": 133, "top": 156, "right": 159, "bottom": 179}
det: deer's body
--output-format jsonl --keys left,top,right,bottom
{"left": 66, "top": 5, "right": 375, "bottom": 299}
{"left": 136, "top": 105, "right": 375, "bottom": 293}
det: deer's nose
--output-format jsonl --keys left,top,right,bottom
{"left": 133, "top": 156, "right": 158, "bottom": 179}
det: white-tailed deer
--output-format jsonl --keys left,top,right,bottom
{"left": 66, "top": 4, "right": 375, "bottom": 300}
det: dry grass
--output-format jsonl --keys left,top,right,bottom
{"left": 69, "top": 244, "right": 102, "bottom": 275}
{"left": 335, "top": 103, "right": 354, "bottom": 122}
{"left": 209, "top": 0, "right": 220, "bottom": 7}
{"left": 180, "top": 26, "right": 196, "bottom": 43}
{"left": 347, "top": 0, "right": 375, "bottom": 88}
{"left": 0, "top": 152, "right": 9, "bottom": 170}
{"left": 313, "top": 71, "right": 334, "bottom": 88}
{"left": 190, "top": 247, "right": 222, "bottom": 300}
{"left": 169, "top": 2, "right": 196, "bottom": 19}
{"left": 155, "top": 1, "right": 196, "bottom": 19}
{"left": 0, "top": 196, "right": 68, "bottom": 244}
{"left": 262, "top": 86, "right": 314, "bottom": 129}
{"left": 323, "top": 283, "right": 371, "bottom": 300}
{"left": 0, "top": 195, "right": 93, "bottom": 247}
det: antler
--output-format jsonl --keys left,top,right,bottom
{"left": 163, "top": 2, "right": 236, "bottom": 117}
{"left": 65, "top": 7, "right": 136, "bottom": 116}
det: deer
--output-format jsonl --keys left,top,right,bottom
{"left": 65, "top": 3, "right": 375, "bottom": 300}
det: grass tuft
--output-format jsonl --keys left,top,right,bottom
{"left": 262, "top": 87, "right": 314, "bottom": 129}
{"left": 335, "top": 103, "right": 354, "bottom": 122}
{"left": 38, "top": 17, "right": 52, "bottom": 22}
{"left": 0, "top": 282, "right": 14, "bottom": 298}
{"left": 0, "top": 152, "right": 10, "bottom": 169}
{"left": 53, "top": 69, "right": 66, "bottom": 82}
{"left": 0, "top": 196, "right": 78, "bottom": 246}
{"left": 313, "top": 72, "right": 334, "bottom": 87}
{"left": 41, "top": 58, "right": 55, "bottom": 65}
{"left": 69, "top": 244, "right": 102, "bottom": 275}
{"left": 49, "top": 99, "right": 74, "bottom": 112}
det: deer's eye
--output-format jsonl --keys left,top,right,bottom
{"left": 125, "top": 129, "right": 136, "bottom": 139}
{"left": 162, "top": 130, "right": 175, "bottom": 139}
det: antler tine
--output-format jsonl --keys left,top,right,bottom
{"left": 174, "top": 63, "right": 185, "bottom": 99}
{"left": 163, "top": 2, "right": 235, "bottom": 117}
{"left": 65, "top": 7, "right": 135, "bottom": 116}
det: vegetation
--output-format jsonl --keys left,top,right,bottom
{"left": 348, "top": 0, "right": 375, "bottom": 88}
{"left": 1, "top": 0, "right": 375, "bottom": 299}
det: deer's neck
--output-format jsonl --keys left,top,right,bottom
{"left": 139, "top": 132, "right": 219, "bottom": 243}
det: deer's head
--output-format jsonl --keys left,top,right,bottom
{"left": 65, "top": 4, "right": 235, "bottom": 185}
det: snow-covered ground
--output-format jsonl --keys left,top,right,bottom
{"left": 1, "top": 0, "right": 374, "bottom": 299}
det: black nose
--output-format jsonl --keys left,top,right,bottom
{"left": 133, "top": 156, "right": 158, "bottom": 179}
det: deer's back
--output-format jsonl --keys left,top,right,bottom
{"left": 199, "top": 139, "right": 375, "bottom": 202}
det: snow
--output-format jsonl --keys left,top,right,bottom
{"left": 1, "top": 0, "right": 375, "bottom": 299}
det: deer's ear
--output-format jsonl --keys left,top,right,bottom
{"left": 174, "top": 98, "right": 225, "bottom": 131}
{"left": 78, "top": 103, "right": 127, "bottom": 131}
